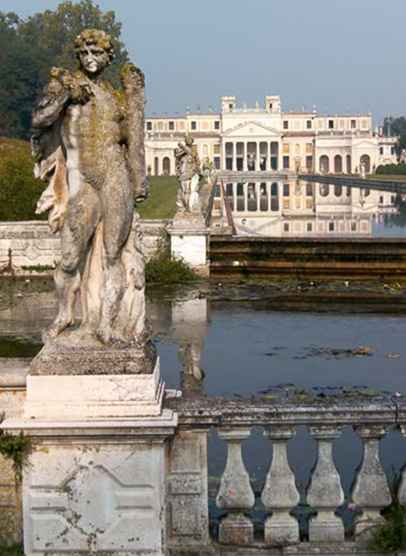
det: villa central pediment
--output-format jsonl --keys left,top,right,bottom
{"left": 223, "top": 120, "right": 281, "bottom": 138}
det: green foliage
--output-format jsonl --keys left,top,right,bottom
{"left": 0, "top": 546, "right": 24, "bottom": 556}
{"left": 0, "top": 138, "right": 45, "bottom": 221}
{"left": 383, "top": 116, "right": 406, "bottom": 153}
{"left": 376, "top": 163, "right": 406, "bottom": 175}
{"left": 0, "top": 432, "right": 31, "bottom": 482}
{"left": 145, "top": 235, "right": 199, "bottom": 285}
{"left": 369, "top": 470, "right": 406, "bottom": 552}
{"left": 369, "top": 503, "right": 406, "bottom": 552}
{"left": 137, "top": 177, "right": 178, "bottom": 220}
{"left": 0, "top": 1, "right": 129, "bottom": 139}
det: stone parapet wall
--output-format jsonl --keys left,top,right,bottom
{"left": 0, "top": 219, "right": 169, "bottom": 272}
{"left": 2, "top": 363, "right": 404, "bottom": 553}
{"left": 0, "top": 359, "right": 28, "bottom": 545}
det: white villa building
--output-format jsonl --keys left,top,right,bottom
{"left": 145, "top": 95, "right": 397, "bottom": 177}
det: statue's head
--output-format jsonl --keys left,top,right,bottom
{"left": 75, "top": 29, "right": 114, "bottom": 77}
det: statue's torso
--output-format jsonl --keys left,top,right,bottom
{"left": 62, "top": 79, "right": 125, "bottom": 192}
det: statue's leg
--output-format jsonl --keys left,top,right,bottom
{"left": 97, "top": 178, "right": 133, "bottom": 344}
{"left": 176, "top": 179, "right": 186, "bottom": 211}
{"left": 48, "top": 190, "right": 100, "bottom": 338}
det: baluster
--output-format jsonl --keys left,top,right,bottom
{"left": 398, "top": 425, "right": 406, "bottom": 505}
{"left": 352, "top": 425, "right": 391, "bottom": 542}
{"left": 307, "top": 425, "right": 345, "bottom": 542}
{"left": 216, "top": 428, "right": 255, "bottom": 545}
{"left": 261, "top": 425, "right": 300, "bottom": 545}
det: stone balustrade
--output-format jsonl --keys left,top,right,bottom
{"left": 166, "top": 396, "right": 404, "bottom": 553}
{"left": 2, "top": 372, "right": 406, "bottom": 554}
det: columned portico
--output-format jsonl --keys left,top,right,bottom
{"left": 223, "top": 139, "right": 281, "bottom": 173}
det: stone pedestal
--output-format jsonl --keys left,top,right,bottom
{"left": 168, "top": 213, "right": 209, "bottom": 276}
{"left": 2, "top": 356, "right": 178, "bottom": 556}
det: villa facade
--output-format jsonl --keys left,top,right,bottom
{"left": 145, "top": 95, "right": 397, "bottom": 176}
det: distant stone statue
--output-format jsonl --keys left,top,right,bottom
{"left": 31, "top": 29, "right": 149, "bottom": 348}
{"left": 174, "top": 134, "right": 202, "bottom": 213}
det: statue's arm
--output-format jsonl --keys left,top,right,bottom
{"left": 121, "top": 63, "right": 148, "bottom": 201}
{"left": 32, "top": 75, "right": 70, "bottom": 129}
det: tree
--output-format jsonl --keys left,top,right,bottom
{"left": 383, "top": 116, "right": 406, "bottom": 154}
{"left": 0, "top": 1, "right": 129, "bottom": 139}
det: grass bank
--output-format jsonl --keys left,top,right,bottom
{"left": 137, "top": 176, "right": 177, "bottom": 219}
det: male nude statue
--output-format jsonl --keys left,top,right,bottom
{"left": 174, "top": 134, "right": 201, "bottom": 213}
{"left": 32, "top": 30, "right": 147, "bottom": 345}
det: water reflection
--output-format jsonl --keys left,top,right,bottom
{"left": 212, "top": 181, "right": 405, "bottom": 237}
{"left": 171, "top": 298, "right": 208, "bottom": 397}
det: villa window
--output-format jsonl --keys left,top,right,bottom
{"left": 283, "top": 156, "right": 290, "bottom": 169}
{"left": 214, "top": 121, "right": 220, "bottom": 130}
{"left": 146, "top": 121, "right": 152, "bottom": 131}
{"left": 283, "top": 120, "right": 289, "bottom": 130}
{"left": 169, "top": 121, "right": 175, "bottom": 131}
{"left": 329, "top": 120, "right": 334, "bottom": 129}
{"left": 306, "top": 120, "right": 312, "bottom": 129}
{"left": 191, "top": 121, "right": 197, "bottom": 130}
{"left": 351, "top": 119, "right": 356, "bottom": 129}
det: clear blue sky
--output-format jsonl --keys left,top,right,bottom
{"left": 2, "top": 0, "right": 405, "bottom": 124}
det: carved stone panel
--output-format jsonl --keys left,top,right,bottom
{"left": 167, "top": 430, "right": 209, "bottom": 546}
{"left": 24, "top": 441, "right": 166, "bottom": 554}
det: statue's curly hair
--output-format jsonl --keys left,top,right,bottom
{"left": 74, "top": 29, "right": 114, "bottom": 63}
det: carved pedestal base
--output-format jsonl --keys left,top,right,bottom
{"left": 169, "top": 214, "right": 209, "bottom": 276}
{"left": 3, "top": 354, "right": 178, "bottom": 556}
{"left": 264, "top": 512, "right": 299, "bottom": 545}
{"left": 218, "top": 513, "right": 254, "bottom": 546}
{"left": 4, "top": 414, "right": 177, "bottom": 556}
{"left": 308, "top": 511, "right": 345, "bottom": 542}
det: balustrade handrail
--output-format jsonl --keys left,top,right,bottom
{"left": 166, "top": 396, "right": 399, "bottom": 428}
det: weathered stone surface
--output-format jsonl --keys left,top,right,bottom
{"left": 216, "top": 428, "right": 255, "bottom": 546}
{"left": 31, "top": 29, "right": 150, "bottom": 348}
{"left": 169, "top": 215, "right": 208, "bottom": 271}
{"left": 262, "top": 426, "right": 300, "bottom": 545}
{"left": 307, "top": 426, "right": 345, "bottom": 543}
{"left": 30, "top": 333, "right": 156, "bottom": 376}
{"left": 167, "top": 430, "right": 209, "bottom": 546}
{"left": 25, "top": 357, "right": 164, "bottom": 419}
{"left": 0, "top": 219, "right": 168, "bottom": 272}
{"left": 218, "top": 513, "right": 254, "bottom": 546}
{"left": 352, "top": 425, "right": 391, "bottom": 544}
{"left": 0, "top": 455, "right": 22, "bottom": 546}
{"left": 9, "top": 415, "right": 177, "bottom": 556}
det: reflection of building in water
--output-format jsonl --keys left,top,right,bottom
{"left": 211, "top": 181, "right": 398, "bottom": 237}
{"left": 145, "top": 95, "right": 397, "bottom": 176}
{"left": 171, "top": 298, "right": 209, "bottom": 397}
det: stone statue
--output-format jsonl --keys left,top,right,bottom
{"left": 174, "top": 134, "right": 201, "bottom": 213}
{"left": 31, "top": 29, "right": 150, "bottom": 356}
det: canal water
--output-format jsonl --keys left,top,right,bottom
{"left": 1, "top": 278, "right": 406, "bottom": 534}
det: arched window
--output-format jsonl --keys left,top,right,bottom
{"left": 319, "top": 155, "right": 330, "bottom": 174}
{"left": 360, "top": 154, "right": 371, "bottom": 174}
{"left": 319, "top": 184, "right": 330, "bottom": 197}
{"left": 162, "top": 157, "right": 171, "bottom": 176}
{"left": 346, "top": 155, "right": 352, "bottom": 174}
{"left": 154, "top": 157, "right": 159, "bottom": 176}
{"left": 334, "top": 184, "right": 342, "bottom": 197}
{"left": 334, "top": 155, "right": 343, "bottom": 173}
